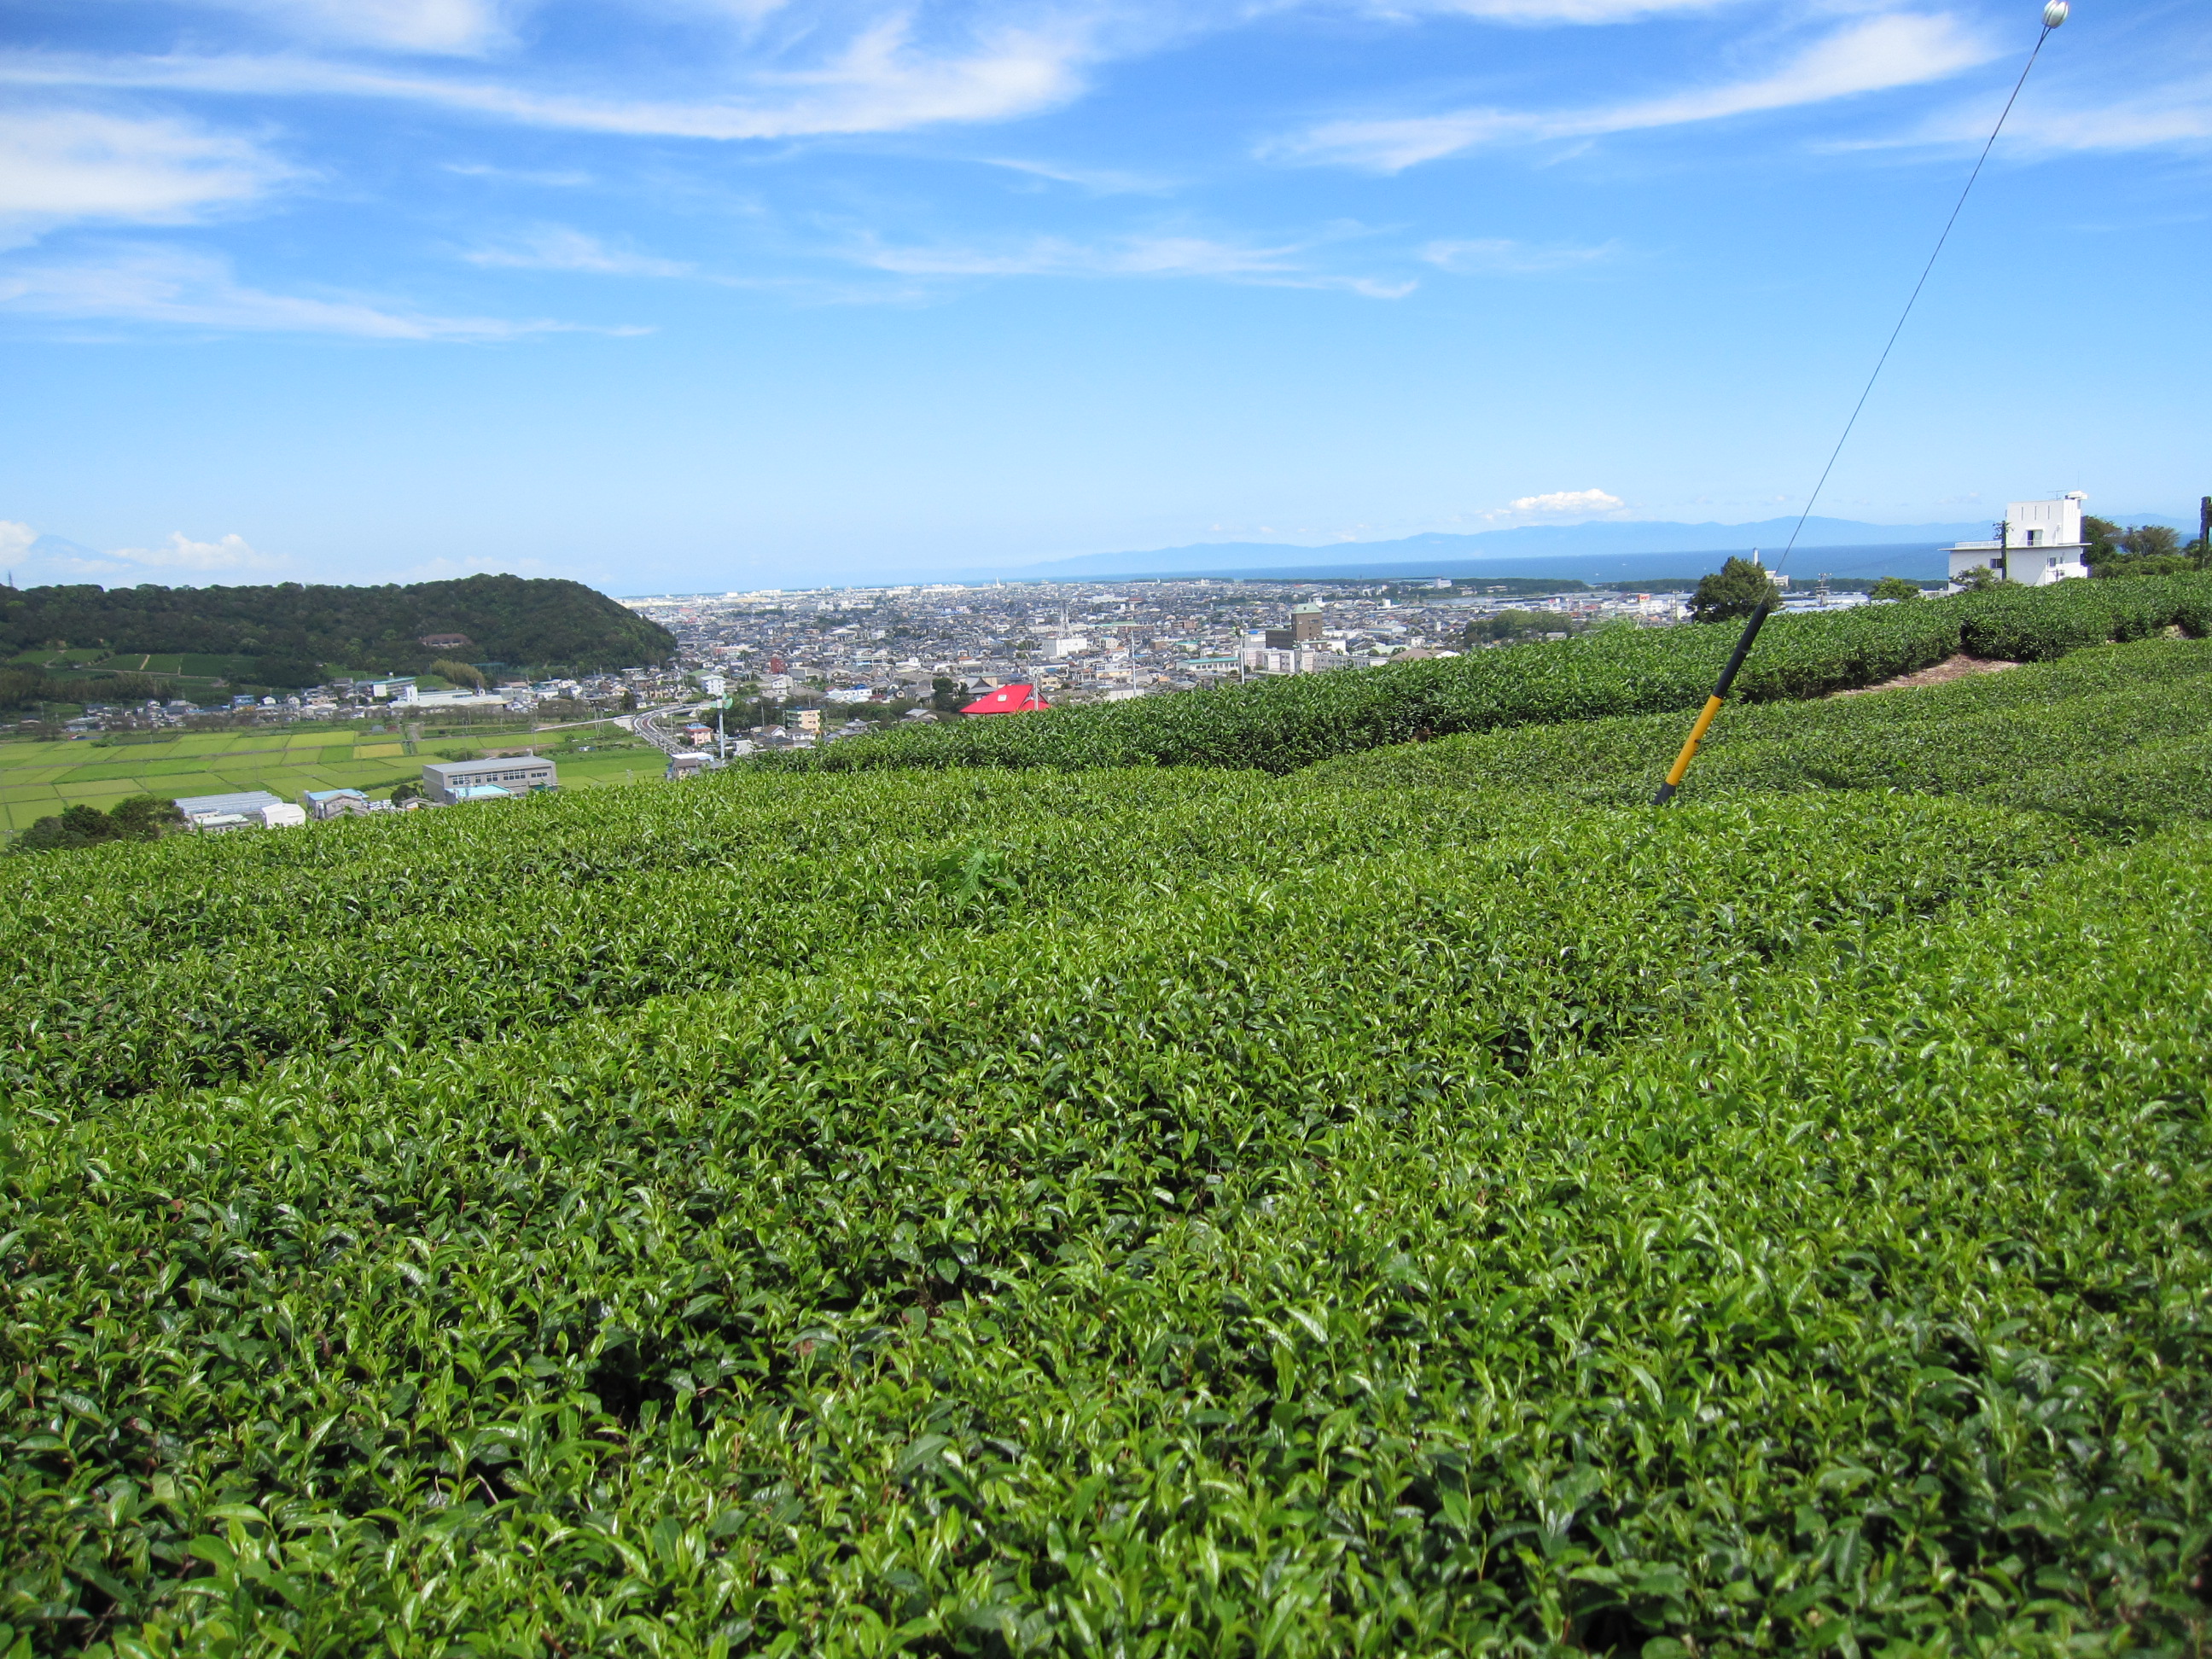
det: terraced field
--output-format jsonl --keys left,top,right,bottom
{"left": 0, "top": 727, "right": 661, "bottom": 835}
{"left": 3, "top": 604, "right": 2209, "bottom": 1656}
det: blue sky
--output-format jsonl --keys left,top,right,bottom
{"left": 1, "top": 0, "right": 2205, "bottom": 592}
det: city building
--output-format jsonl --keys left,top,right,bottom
{"left": 1947, "top": 493, "right": 2092, "bottom": 586}
{"left": 960, "top": 684, "right": 1049, "bottom": 714}
{"left": 421, "top": 755, "right": 557, "bottom": 804}
{"left": 409, "top": 690, "right": 510, "bottom": 711}
{"left": 174, "top": 790, "right": 305, "bottom": 831}
{"left": 304, "top": 788, "right": 371, "bottom": 820}
{"left": 1265, "top": 602, "right": 1326, "bottom": 649}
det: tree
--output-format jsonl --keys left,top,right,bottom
{"left": 108, "top": 795, "right": 184, "bottom": 841}
{"left": 10, "top": 795, "right": 180, "bottom": 856}
{"left": 929, "top": 676, "right": 969, "bottom": 713}
{"left": 2083, "top": 515, "right": 2122, "bottom": 567}
{"left": 1688, "top": 557, "right": 1782, "bottom": 625}
{"left": 0, "top": 574, "right": 673, "bottom": 675}
{"left": 430, "top": 657, "right": 486, "bottom": 690}
{"left": 1462, "top": 608, "right": 1551, "bottom": 647}
{"left": 252, "top": 655, "right": 323, "bottom": 689}
{"left": 18, "top": 804, "right": 118, "bottom": 853}
{"left": 1869, "top": 576, "right": 1923, "bottom": 602}
{"left": 1953, "top": 565, "right": 2010, "bottom": 591}
{"left": 2090, "top": 522, "right": 2195, "bottom": 579}
{"left": 391, "top": 782, "right": 423, "bottom": 805}
{"left": 2118, "top": 524, "right": 2181, "bottom": 560}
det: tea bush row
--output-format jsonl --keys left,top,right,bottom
{"left": 4, "top": 799, "right": 2207, "bottom": 1654}
{"left": 757, "top": 573, "right": 2212, "bottom": 777}
{"left": 0, "top": 770, "right": 1542, "bottom": 1108}
{"left": 1301, "top": 636, "right": 2212, "bottom": 831}
{"left": 7, "top": 637, "right": 2210, "bottom": 1113}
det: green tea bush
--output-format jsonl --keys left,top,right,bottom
{"left": 3, "top": 801, "right": 2207, "bottom": 1654}
{"left": 0, "top": 769, "right": 1575, "bottom": 1108}
{"left": 1302, "top": 637, "right": 2212, "bottom": 830}
{"left": 5, "top": 637, "right": 2211, "bottom": 1656}
{"left": 758, "top": 574, "right": 2212, "bottom": 777}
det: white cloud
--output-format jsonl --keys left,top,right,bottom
{"left": 463, "top": 225, "right": 696, "bottom": 276}
{"left": 1279, "top": 12, "right": 1995, "bottom": 170}
{"left": 851, "top": 228, "right": 1414, "bottom": 295}
{"left": 1861, "top": 71, "right": 2212, "bottom": 155}
{"left": 2011, "top": 89, "right": 2212, "bottom": 151}
{"left": 0, "top": 107, "right": 291, "bottom": 242}
{"left": 1509, "top": 487, "right": 1626, "bottom": 514}
{"left": 981, "top": 156, "right": 1178, "bottom": 194}
{"left": 0, "top": 15, "right": 1099, "bottom": 141}
{"left": 1354, "top": 0, "right": 1733, "bottom": 22}
{"left": 383, "top": 551, "right": 560, "bottom": 582}
{"left": 110, "top": 530, "right": 285, "bottom": 571}
{"left": 195, "top": 0, "right": 516, "bottom": 55}
{"left": 0, "top": 521, "right": 35, "bottom": 565}
{"left": 444, "top": 160, "right": 593, "bottom": 186}
{"left": 1421, "top": 236, "right": 1615, "bottom": 273}
{"left": 18, "top": 527, "right": 290, "bottom": 581}
{"left": 0, "top": 245, "right": 640, "bottom": 338}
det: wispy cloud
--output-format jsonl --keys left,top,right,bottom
{"left": 0, "top": 245, "right": 641, "bottom": 338}
{"left": 194, "top": 0, "right": 518, "bottom": 56}
{"left": 849, "top": 226, "right": 1415, "bottom": 296}
{"left": 444, "top": 160, "right": 594, "bottom": 186}
{"left": 1351, "top": 0, "right": 1736, "bottom": 22}
{"left": 980, "top": 156, "right": 1179, "bottom": 195}
{"left": 1278, "top": 12, "right": 1995, "bottom": 170}
{"left": 1421, "top": 236, "right": 1616, "bottom": 273}
{"left": 0, "top": 15, "right": 1099, "bottom": 141}
{"left": 463, "top": 224, "right": 696, "bottom": 276}
{"left": 1850, "top": 69, "right": 2212, "bottom": 155}
{"left": 0, "top": 106, "right": 293, "bottom": 244}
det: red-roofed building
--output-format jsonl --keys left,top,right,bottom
{"left": 959, "top": 683, "right": 1050, "bottom": 715}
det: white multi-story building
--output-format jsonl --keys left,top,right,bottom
{"left": 1947, "top": 493, "right": 2091, "bottom": 587}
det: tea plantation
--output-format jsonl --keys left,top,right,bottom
{"left": 4, "top": 592, "right": 2210, "bottom": 1656}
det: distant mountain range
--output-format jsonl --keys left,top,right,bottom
{"left": 957, "top": 517, "right": 1994, "bottom": 585}
{"left": 948, "top": 512, "right": 2187, "bottom": 587}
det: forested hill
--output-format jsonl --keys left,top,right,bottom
{"left": 0, "top": 573, "right": 675, "bottom": 678}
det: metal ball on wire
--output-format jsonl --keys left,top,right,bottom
{"left": 2042, "top": 1, "right": 2068, "bottom": 26}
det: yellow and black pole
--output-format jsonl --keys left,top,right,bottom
{"left": 1652, "top": 600, "right": 1771, "bottom": 806}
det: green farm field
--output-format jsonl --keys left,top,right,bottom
{"left": 0, "top": 726, "right": 654, "bottom": 833}
{"left": 4, "top": 589, "right": 2212, "bottom": 1656}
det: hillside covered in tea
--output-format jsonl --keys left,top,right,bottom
{"left": 4, "top": 578, "right": 2209, "bottom": 1657}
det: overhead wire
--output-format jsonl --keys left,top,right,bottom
{"left": 1651, "top": 0, "right": 2070, "bottom": 806}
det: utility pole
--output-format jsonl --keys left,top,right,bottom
{"left": 2200, "top": 495, "right": 2210, "bottom": 567}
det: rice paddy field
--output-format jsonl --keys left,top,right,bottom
{"left": 0, "top": 726, "right": 665, "bottom": 835}
{"left": 4, "top": 585, "right": 2211, "bottom": 1657}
